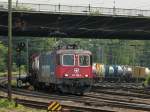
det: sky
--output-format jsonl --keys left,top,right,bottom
{"left": 1, "top": 0, "right": 150, "bottom": 10}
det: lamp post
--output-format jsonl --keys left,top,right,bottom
{"left": 8, "top": 0, "right": 12, "bottom": 101}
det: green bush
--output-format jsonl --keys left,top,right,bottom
{"left": 12, "top": 63, "right": 18, "bottom": 72}
{"left": 0, "top": 41, "right": 7, "bottom": 72}
{"left": 0, "top": 99, "right": 45, "bottom": 112}
{"left": 20, "top": 65, "right": 26, "bottom": 74}
{"left": 0, "top": 99, "right": 15, "bottom": 108}
{"left": 144, "top": 75, "right": 150, "bottom": 87}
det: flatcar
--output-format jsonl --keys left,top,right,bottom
{"left": 18, "top": 45, "right": 93, "bottom": 95}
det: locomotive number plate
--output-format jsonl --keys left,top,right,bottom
{"left": 71, "top": 74, "right": 81, "bottom": 77}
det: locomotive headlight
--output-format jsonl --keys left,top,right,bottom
{"left": 85, "top": 74, "right": 88, "bottom": 77}
{"left": 64, "top": 74, "right": 69, "bottom": 77}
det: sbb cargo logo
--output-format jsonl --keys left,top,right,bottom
{"left": 48, "top": 101, "right": 62, "bottom": 112}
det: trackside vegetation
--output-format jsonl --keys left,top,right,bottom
{"left": 1, "top": 38, "right": 150, "bottom": 73}
{"left": 0, "top": 99, "right": 46, "bottom": 112}
{"left": 144, "top": 75, "right": 150, "bottom": 87}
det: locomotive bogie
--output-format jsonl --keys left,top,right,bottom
{"left": 57, "top": 78, "right": 93, "bottom": 94}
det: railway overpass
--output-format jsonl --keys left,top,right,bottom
{"left": 1, "top": 2, "right": 150, "bottom": 39}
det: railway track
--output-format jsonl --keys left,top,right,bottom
{"left": 85, "top": 93, "right": 150, "bottom": 110}
{"left": 1, "top": 77, "right": 150, "bottom": 112}
{"left": 0, "top": 93, "right": 114, "bottom": 112}
{"left": 1, "top": 86, "right": 150, "bottom": 111}
{"left": 94, "top": 82, "right": 144, "bottom": 90}
{"left": 93, "top": 88, "right": 150, "bottom": 99}
{"left": 0, "top": 76, "right": 17, "bottom": 86}
{"left": 0, "top": 77, "right": 7, "bottom": 86}
{"left": 15, "top": 98, "right": 115, "bottom": 112}
{"left": 0, "top": 77, "right": 115, "bottom": 112}
{"left": 93, "top": 82, "right": 150, "bottom": 96}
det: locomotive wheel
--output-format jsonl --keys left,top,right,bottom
{"left": 58, "top": 84, "right": 71, "bottom": 94}
{"left": 50, "top": 84, "right": 57, "bottom": 92}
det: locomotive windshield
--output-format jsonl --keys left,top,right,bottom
{"left": 62, "top": 54, "right": 74, "bottom": 66}
{"left": 79, "top": 55, "right": 90, "bottom": 66}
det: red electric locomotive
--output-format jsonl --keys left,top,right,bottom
{"left": 25, "top": 45, "right": 93, "bottom": 94}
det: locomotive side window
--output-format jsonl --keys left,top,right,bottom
{"left": 62, "top": 54, "right": 74, "bottom": 66}
{"left": 79, "top": 55, "right": 90, "bottom": 66}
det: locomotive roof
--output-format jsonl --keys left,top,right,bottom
{"left": 56, "top": 49, "right": 92, "bottom": 55}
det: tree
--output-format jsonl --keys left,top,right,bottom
{"left": 0, "top": 41, "right": 7, "bottom": 71}
{"left": 2, "top": 37, "right": 148, "bottom": 70}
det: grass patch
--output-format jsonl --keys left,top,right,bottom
{"left": 0, "top": 99, "right": 22, "bottom": 108}
{"left": 11, "top": 79, "right": 17, "bottom": 87}
{"left": 0, "top": 99, "right": 46, "bottom": 112}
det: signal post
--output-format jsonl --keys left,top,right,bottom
{"left": 8, "top": 0, "right": 12, "bottom": 101}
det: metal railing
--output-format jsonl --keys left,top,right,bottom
{"left": 0, "top": 2, "right": 150, "bottom": 17}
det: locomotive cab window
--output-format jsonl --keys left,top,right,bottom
{"left": 79, "top": 55, "right": 90, "bottom": 66}
{"left": 62, "top": 54, "right": 74, "bottom": 66}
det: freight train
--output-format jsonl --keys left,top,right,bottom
{"left": 17, "top": 45, "right": 93, "bottom": 95}
{"left": 93, "top": 63, "right": 150, "bottom": 82}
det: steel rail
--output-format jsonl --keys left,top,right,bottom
{"left": 16, "top": 99, "right": 115, "bottom": 112}
{"left": 93, "top": 83, "right": 150, "bottom": 96}
{"left": 1, "top": 80, "right": 150, "bottom": 111}
{"left": 1, "top": 86, "right": 150, "bottom": 111}
{"left": 93, "top": 88, "right": 150, "bottom": 99}
{"left": 0, "top": 96, "right": 115, "bottom": 112}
